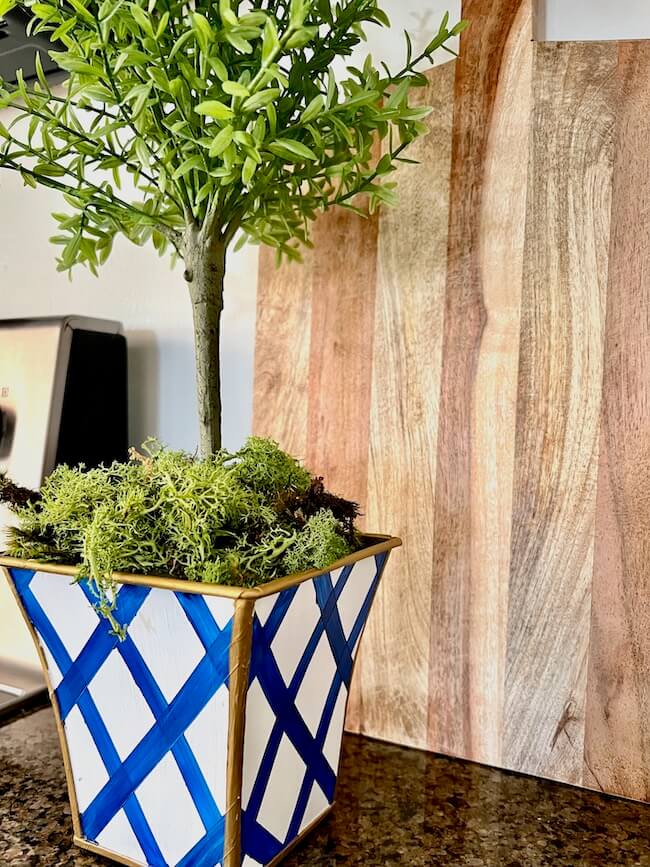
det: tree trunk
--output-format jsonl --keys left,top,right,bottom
{"left": 184, "top": 228, "right": 226, "bottom": 458}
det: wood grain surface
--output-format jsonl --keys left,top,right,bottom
{"left": 427, "top": 0, "right": 527, "bottom": 761}
{"left": 583, "top": 43, "right": 650, "bottom": 801}
{"left": 253, "top": 10, "right": 650, "bottom": 801}
{"left": 305, "top": 208, "right": 378, "bottom": 506}
{"left": 466, "top": 0, "right": 532, "bottom": 768}
{"left": 351, "top": 62, "right": 455, "bottom": 747}
{"left": 253, "top": 245, "right": 314, "bottom": 458}
{"left": 504, "top": 41, "right": 617, "bottom": 785}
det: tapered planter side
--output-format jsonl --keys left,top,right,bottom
{"left": 1, "top": 534, "right": 400, "bottom": 867}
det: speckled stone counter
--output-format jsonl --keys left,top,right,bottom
{"left": 1, "top": 707, "right": 650, "bottom": 866}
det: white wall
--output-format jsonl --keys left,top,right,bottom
{"left": 540, "top": 0, "right": 650, "bottom": 41}
{"left": 0, "top": 173, "right": 259, "bottom": 453}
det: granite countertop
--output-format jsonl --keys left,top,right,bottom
{"left": 1, "top": 708, "right": 650, "bottom": 866}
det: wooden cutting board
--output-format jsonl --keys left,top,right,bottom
{"left": 253, "top": 0, "right": 650, "bottom": 801}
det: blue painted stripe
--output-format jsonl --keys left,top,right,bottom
{"left": 72, "top": 581, "right": 227, "bottom": 849}
{"left": 258, "top": 584, "right": 298, "bottom": 645}
{"left": 57, "top": 582, "right": 150, "bottom": 720}
{"left": 313, "top": 573, "right": 354, "bottom": 684}
{"left": 241, "top": 811, "right": 287, "bottom": 865}
{"left": 245, "top": 617, "right": 338, "bottom": 824}
{"left": 175, "top": 592, "right": 228, "bottom": 651}
{"left": 10, "top": 572, "right": 165, "bottom": 864}
{"left": 118, "top": 636, "right": 224, "bottom": 836}
{"left": 285, "top": 555, "right": 385, "bottom": 841}
{"left": 82, "top": 629, "right": 231, "bottom": 840}
{"left": 175, "top": 819, "right": 226, "bottom": 867}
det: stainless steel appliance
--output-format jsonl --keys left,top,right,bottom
{"left": 0, "top": 316, "right": 127, "bottom": 720}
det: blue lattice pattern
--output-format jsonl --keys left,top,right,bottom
{"left": 10, "top": 568, "right": 234, "bottom": 866}
{"left": 240, "top": 552, "right": 388, "bottom": 866}
{"left": 6, "top": 546, "right": 390, "bottom": 867}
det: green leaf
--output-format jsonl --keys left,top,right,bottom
{"left": 219, "top": 0, "right": 238, "bottom": 27}
{"left": 81, "top": 83, "right": 115, "bottom": 103}
{"left": 262, "top": 17, "right": 279, "bottom": 63}
{"left": 169, "top": 31, "right": 193, "bottom": 60}
{"left": 208, "top": 55, "right": 228, "bottom": 81}
{"left": 267, "top": 138, "right": 317, "bottom": 162}
{"left": 266, "top": 101, "right": 277, "bottom": 136}
{"left": 285, "top": 26, "right": 317, "bottom": 49}
{"left": 192, "top": 12, "right": 214, "bottom": 50}
{"left": 225, "top": 32, "right": 252, "bottom": 53}
{"left": 386, "top": 78, "right": 410, "bottom": 110}
{"left": 172, "top": 155, "right": 204, "bottom": 179}
{"left": 34, "top": 52, "right": 50, "bottom": 93}
{"left": 241, "top": 88, "right": 280, "bottom": 112}
{"left": 129, "top": 83, "right": 152, "bottom": 119}
{"left": 333, "top": 90, "right": 380, "bottom": 112}
{"left": 289, "top": 0, "right": 307, "bottom": 29}
{"left": 33, "top": 163, "right": 67, "bottom": 176}
{"left": 130, "top": 3, "right": 154, "bottom": 36}
{"left": 98, "top": 0, "right": 126, "bottom": 23}
{"left": 147, "top": 67, "right": 170, "bottom": 92}
{"left": 67, "top": 0, "right": 95, "bottom": 23}
{"left": 242, "top": 155, "right": 256, "bottom": 185}
{"left": 114, "top": 48, "right": 148, "bottom": 72}
{"left": 301, "top": 94, "right": 324, "bottom": 124}
{"left": 50, "top": 17, "right": 77, "bottom": 40}
{"left": 20, "top": 170, "right": 38, "bottom": 188}
{"left": 0, "top": 0, "right": 17, "bottom": 16}
{"left": 222, "top": 80, "right": 249, "bottom": 98}
{"left": 156, "top": 11, "right": 170, "bottom": 38}
{"left": 195, "top": 100, "right": 234, "bottom": 120}
{"left": 209, "top": 124, "right": 234, "bottom": 157}
{"left": 49, "top": 54, "right": 101, "bottom": 76}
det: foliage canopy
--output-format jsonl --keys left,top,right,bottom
{"left": 0, "top": 0, "right": 463, "bottom": 269}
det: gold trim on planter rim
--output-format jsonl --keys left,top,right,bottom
{"left": 0, "top": 533, "right": 401, "bottom": 599}
{"left": 1, "top": 533, "right": 401, "bottom": 866}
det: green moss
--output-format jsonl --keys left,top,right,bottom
{"left": 282, "top": 509, "right": 354, "bottom": 576}
{"left": 229, "top": 437, "right": 311, "bottom": 497}
{"left": 1, "top": 438, "right": 361, "bottom": 634}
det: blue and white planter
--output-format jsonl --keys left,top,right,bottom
{"left": 1, "top": 534, "right": 399, "bottom": 867}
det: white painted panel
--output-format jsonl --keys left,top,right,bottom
{"left": 540, "top": 0, "right": 650, "bottom": 42}
{"left": 184, "top": 684, "right": 230, "bottom": 814}
{"left": 270, "top": 582, "right": 322, "bottom": 688}
{"left": 87, "top": 649, "right": 157, "bottom": 761}
{"left": 322, "top": 684, "right": 348, "bottom": 775}
{"left": 299, "top": 782, "right": 330, "bottom": 834}
{"left": 127, "top": 588, "right": 206, "bottom": 703}
{"left": 294, "top": 632, "right": 338, "bottom": 737}
{"left": 242, "top": 678, "right": 276, "bottom": 809}
{"left": 29, "top": 571, "right": 99, "bottom": 661}
{"left": 256, "top": 734, "right": 306, "bottom": 845}
{"left": 95, "top": 809, "right": 146, "bottom": 866}
{"left": 64, "top": 704, "right": 110, "bottom": 813}
{"left": 135, "top": 751, "right": 205, "bottom": 865}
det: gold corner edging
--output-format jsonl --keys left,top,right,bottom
{"left": 74, "top": 836, "right": 143, "bottom": 866}
{"left": 1, "top": 565, "right": 83, "bottom": 839}
{"left": 224, "top": 596, "right": 255, "bottom": 867}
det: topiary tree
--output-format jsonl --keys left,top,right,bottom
{"left": 0, "top": 0, "right": 463, "bottom": 456}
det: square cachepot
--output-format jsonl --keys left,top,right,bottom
{"left": 0, "top": 533, "right": 400, "bottom": 867}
